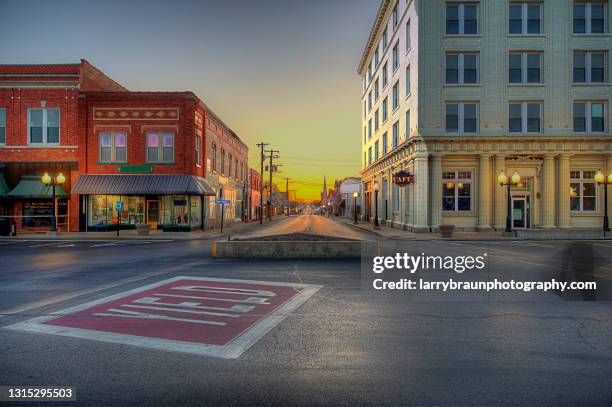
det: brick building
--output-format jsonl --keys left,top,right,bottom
{"left": 249, "top": 168, "right": 262, "bottom": 221}
{"left": 0, "top": 60, "right": 247, "bottom": 233}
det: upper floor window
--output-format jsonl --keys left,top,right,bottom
{"left": 375, "top": 109, "right": 380, "bottom": 132}
{"left": 509, "top": 52, "right": 542, "bottom": 83}
{"left": 570, "top": 170, "right": 597, "bottom": 211}
{"left": 446, "top": 53, "right": 479, "bottom": 84}
{"left": 363, "top": 126, "right": 367, "bottom": 144}
{"left": 374, "top": 78, "right": 380, "bottom": 101}
{"left": 374, "top": 140, "right": 379, "bottom": 161}
{"left": 146, "top": 131, "right": 174, "bottom": 163}
{"left": 240, "top": 162, "right": 244, "bottom": 181}
{"left": 368, "top": 91, "right": 372, "bottom": 112}
{"left": 0, "top": 108, "right": 5, "bottom": 145}
{"left": 574, "top": 2, "right": 606, "bottom": 33}
{"left": 393, "top": 42, "right": 399, "bottom": 71}
{"left": 229, "top": 154, "right": 233, "bottom": 177}
{"left": 509, "top": 102, "right": 542, "bottom": 133}
{"left": 574, "top": 51, "right": 607, "bottom": 82}
{"left": 446, "top": 3, "right": 478, "bottom": 35}
{"left": 382, "top": 30, "right": 388, "bottom": 50}
{"left": 446, "top": 102, "right": 479, "bottom": 133}
{"left": 574, "top": 101, "right": 606, "bottom": 132}
{"left": 406, "top": 20, "right": 411, "bottom": 52}
{"left": 382, "top": 132, "right": 388, "bottom": 155}
{"left": 99, "top": 132, "right": 127, "bottom": 163}
{"left": 374, "top": 48, "right": 380, "bottom": 67}
{"left": 195, "top": 134, "right": 201, "bottom": 166}
{"left": 406, "top": 65, "right": 411, "bottom": 95}
{"left": 28, "top": 108, "right": 60, "bottom": 145}
{"left": 510, "top": 3, "right": 542, "bottom": 34}
{"left": 368, "top": 65, "right": 372, "bottom": 81}
{"left": 368, "top": 147, "right": 372, "bottom": 165}
{"left": 382, "top": 62, "right": 388, "bottom": 87}
{"left": 221, "top": 149, "right": 225, "bottom": 174}
{"left": 392, "top": 81, "right": 400, "bottom": 110}
{"left": 235, "top": 158, "right": 238, "bottom": 178}
{"left": 406, "top": 110, "right": 411, "bottom": 137}
{"left": 382, "top": 97, "right": 389, "bottom": 122}
{"left": 368, "top": 118, "right": 372, "bottom": 139}
{"left": 392, "top": 121, "right": 399, "bottom": 148}
{"left": 392, "top": 3, "right": 399, "bottom": 28}
{"left": 212, "top": 143, "right": 217, "bottom": 171}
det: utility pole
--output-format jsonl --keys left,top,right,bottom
{"left": 267, "top": 149, "right": 279, "bottom": 222}
{"left": 256, "top": 142, "right": 268, "bottom": 224}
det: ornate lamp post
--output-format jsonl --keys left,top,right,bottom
{"left": 594, "top": 169, "right": 612, "bottom": 232}
{"left": 497, "top": 170, "right": 521, "bottom": 232}
{"left": 373, "top": 180, "right": 380, "bottom": 229}
{"left": 352, "top": 191, "right": 359, "bottom": 224}
{"left": 41, "top": 172, "right": 66, "bottom": 233}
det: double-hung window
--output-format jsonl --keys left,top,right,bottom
{"left": 570, "top": 170, "right": 597, "bottom": 211}
{"left": 509, "top": 102, "right": 542, "bottom": 133}
{"left": 406, "top": 20, "right": 411, "bottom": 51}
{"left": 574, "top": 2, "right": 606, "bottom": 33}
{"left": 442, "top": 171, "right": 472, "bottom": 212}
{"left": 392, "top": 3, "right": 399, "bottom": 28}
{"left": 368, "top": 119, "right": 372, "bottom": 139}
{"left": 368, "top": 147, "right": 372, "bottom": 165}
{"left": 573, "top": 101, "right": 606, "bottom": 132}
{"left": 446, "top": 103, "right": 479, "bottom": 133}
{"left": 446, "top": 3, "right": 478, "bottom": 34}
{"left": 574, "top": 51, "right": 607, "bottom": 82}
{"left": 446, "top": 53, "right": 479, "bottom": 84}
{"left": 509, "top": 3, "right": 542, "bottom": 34}
{"left": 392, "top": 81, "right": 399, "bottom": 110}
{"left": 392, "top": 121, "right": 399, "bottom": 148}
{"left": 382, "top": 62, "right": 388, "bottom": 87}
{"left": 509, "top": 52, "right": 542, "bottom": 83}
{"left": 374, "top": 79, "right": 379, "bottom": 101}
{"left": 382, "top": 132, "right": 388, "bottom": 155}
{"left": 382, "top": 97, "right": 388, "bottom": 122}
{"left": 368, "top": 92, "right": 372, "bottom": 112}
{"left": 212, "top": 144, "right": 217, "bottom": 171}
{"left": 28, "top": 108, "right": 60, "bottom": 145}
{"left": 374, "top": 140, "right": 379, "bottom": 161}
{"left": 406, "top": 110, "right": 411, "bottom": 137}
{"left": 374, "top": 109, "right": 380, "bottom": 132}
{"left": 0, "top": 108, "right": 5, "bottom": 144}
{"left": 382, "top": 30, "right": 388, "bottom": 50}
{"left": 406, "top": 65, "right": 411, "bottom": 95}
{"left": 146, "top": 131, "right": 174, "bottom": 163}
{"left": 195, "top": 134, "right": 202, "bottom": 166}
{"left": 393, "top": 43, "right": 399, "bottom": 71}
{"left": 99, "top": 132, "right": 127, "bottom": 163}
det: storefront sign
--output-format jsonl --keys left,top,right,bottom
{"left": 393, "top": 171, "right": 414, "bottom": 186}
{"left": 118, "top": 165, "right": 153, "bottom": 173}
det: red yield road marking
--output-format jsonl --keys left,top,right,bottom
{"left": 5, "top": 277, "right": 322, "bottom": 359}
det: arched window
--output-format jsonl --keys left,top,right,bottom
{"left": 212, "top": 143, "right": 217, "bottom": 171}
{"left": 229, "top": 154, "right": 233, "bottom": 177}
{"left": 221, "top": 149, "right": 225, "bottom": 175}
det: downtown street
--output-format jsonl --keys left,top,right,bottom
{"left": 1, "top": 215, "right": 612, "bottom": 406}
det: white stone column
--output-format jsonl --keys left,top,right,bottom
{"left": 494, "top": 154, "right": 506, "bottom": 230}
{"left": 478, "top": 154, "right": 493, "bottom": 230}
{"left": 542, "top": 154, "right": 557, "bottom": 229}
{"left": 430, "top": 155, "right": 442, "bottom": 230}
{"left": 558, "top": 154, "right": 572, "bottom": 228}
{"left": 413, "top": 155, "right": 430, "bottom": 232}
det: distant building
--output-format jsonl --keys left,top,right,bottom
{"left": 249, "top": 168, "right": 262, "bottom": 221}
{"left": 339, "top": 177, "right": 362, "bottom": 219}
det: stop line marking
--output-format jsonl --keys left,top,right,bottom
{"left": 4, "top": 277, "right": 322, "bottom": 359}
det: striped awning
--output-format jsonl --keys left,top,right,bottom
{"left": 72, "top": 174, "right": 215, "bottom": 196}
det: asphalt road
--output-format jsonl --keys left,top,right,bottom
{"left": 1, "top": 218, "right": 612, "bottom": 406}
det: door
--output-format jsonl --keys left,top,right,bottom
{"left": 511, "top": 197, "right": 529, "bottom": 229}
{"left": 146, "top": 200, "right": 160, "bottom": 230}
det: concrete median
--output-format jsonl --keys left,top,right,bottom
{"left": 212, "top": 240, "right": 375, "bottom": 259}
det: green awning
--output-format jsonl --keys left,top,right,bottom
{"left": 6, "top": 175, "right": 68, "bottom": 198}
{"left": 0, "top": 175, "right": 8, "bottom": 196}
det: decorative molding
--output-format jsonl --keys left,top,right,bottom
{"left": 93, "top": 108, "right": 179, "bottom": 121}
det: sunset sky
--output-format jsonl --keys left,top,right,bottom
{"left": 1, "top": 0, "right": 378, "bottom": 200}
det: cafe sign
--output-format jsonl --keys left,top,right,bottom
{"left": 393, "top": 170, "right": 414, "bottom": 186}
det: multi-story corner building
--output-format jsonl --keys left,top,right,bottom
{"left": 0, "top": 60, "right": 247, "bottom": 233}
{"left": 359, "top": 0, "right": 612, "bottom": 233}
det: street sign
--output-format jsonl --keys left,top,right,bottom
{"left": 115, "top": 201, "right": 123, "bottom": 211}
{"left": 215, "top": 199, "right": 231, "bottom": 204}
{"left": 6, "top": 277, "right": 322, "bottom": 359}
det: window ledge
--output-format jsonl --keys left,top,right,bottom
{"left": 145, "top": 162, "right": 176, "bottom": 165}
{"left": 571, "top": 33, "right": 610, "bottom": 38}
{"left": 444, "top": 84, "right": 482, "bottom": 87}
{"left": 0, "top": 145, "right": 78, "bottom": 149}
{"left": 444, "top": 34, "right": 482, "bottom": 39}
{"left": 442, "top": 211, "right": 476, "bottom": 216}
{"left": 573, "top": 82, "right": 610, "bottom": 86}
{"left": 507, "top": 83, "right": 546, "bottom": 87}
{"left": 97, "top": 161, "right": 128, "bottom": 165}
{"left": 508, "top": 34, "right": 546, "bottom": 38}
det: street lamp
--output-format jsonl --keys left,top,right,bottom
{"left": 41, "top": 172, "right": 66, "bottom": 233}
{"left": 373, "top": 180, "right": 380, "bottom": 229}
{"left": 498, "top": 170, "right": 521, "bottom": 232}
{"left": 352, "top": 191, "right": 359, "bottom": 224}
{"left": 594, "top": 169, "right": 612, "bottom": 232}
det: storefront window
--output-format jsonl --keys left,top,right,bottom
{"left": 22, "top": 199, "right": 67, "bottom": 228}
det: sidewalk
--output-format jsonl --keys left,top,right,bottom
{"left": 0, "top": 218, "right": 280, "bottom": 241}
{"left": 336, "top": 217, "right": 512, "bottom": 241}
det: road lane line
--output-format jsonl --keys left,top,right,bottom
{"left": 0, "top": 260, "right": 210, "bottom": 317}
{"left": 0, "top": 241, "right": 25, "bottom": 245}
{"left": 90, "top": 242, "right": 119, "bottom": 247}
{"left": 28, "top": 242, "right": 68, "bottom": 248}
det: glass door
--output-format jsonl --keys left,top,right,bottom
{"left": 146, "top": 200, "right": 160, "bottom": 230}
{"left": 512, "top": 197, "right": 527, "bottom": 229}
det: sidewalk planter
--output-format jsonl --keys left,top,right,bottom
{"left": 439, "top": 225, "right": 454, "bottom": 238}
{"left": 135, "top": 224, "right": 151, "bottom": 236}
